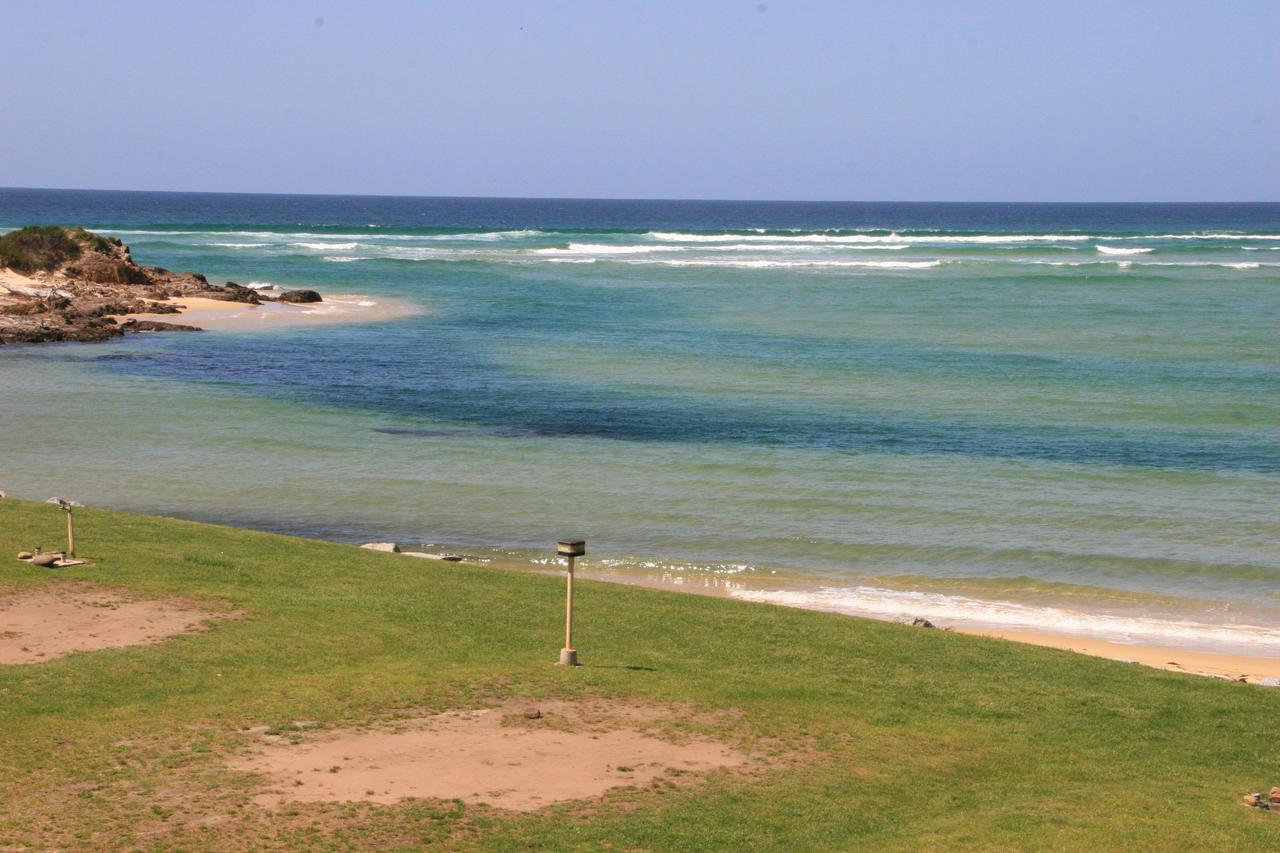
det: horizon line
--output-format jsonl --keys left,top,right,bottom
{"left": 3, "top": 185, "right": 1279, "bottom": 206}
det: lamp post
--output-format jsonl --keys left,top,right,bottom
{"left": 46, "top": 497, "right": 82, "bottom": 557}
{"left": 557, "top": 539, "right": 585, "bottom": 666}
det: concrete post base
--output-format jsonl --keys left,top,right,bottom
{"left": 557, "top": 648, "right": 579, "bottom": 667}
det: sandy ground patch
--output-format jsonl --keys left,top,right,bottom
{"left": 233, "top": 700, "right": 746, "bottom": 811}
{"left": 0, "top": 585, "right": 229, "bottom": 664}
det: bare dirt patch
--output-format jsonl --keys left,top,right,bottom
{"left": 232, "top": 699, "right": 747, "bottom": 812}
{"left": 0, "top": 584, "right": 231, "bottom": 664}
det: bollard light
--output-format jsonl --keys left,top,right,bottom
{"left": 46, "top": 497, "right": 82, "bottom": 557}
{"left": 557, "top": 539, "right": 586, "bottom": 666}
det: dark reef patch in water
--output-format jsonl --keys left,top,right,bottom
{"left": 375, "top": 426, "right": 553, "bottom": 439}
{"left": 90, "top": 326, "right": 1280, "bottom": 474}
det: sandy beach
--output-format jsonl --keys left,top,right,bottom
{"left": 965, "top": 628, "right": 1280, "bottom": 682}
{"left": 1, "top": 227, "right": 421, "bottom": 343}
{"left": 543, "top": 563, "right": 1280, "bottom": 684}
{"left": 0, "top": 266, "right": 54, "bottom": 299}
{"left": 122, "top": 293, "right": 420, "bottom": 331}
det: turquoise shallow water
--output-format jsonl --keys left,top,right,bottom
{"left": 1, "top": 191, "right": 1278, "bottom": 653}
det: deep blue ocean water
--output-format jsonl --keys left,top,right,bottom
{"left": 2, "top": 189, "right": 1278, "bottom": 652}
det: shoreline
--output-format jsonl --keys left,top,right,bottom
{"left": 0, "top": 487, "right": 1273, "bottom": 682}
{"left": 120, "top": 292, "right": 421, "bottom": 332}
{"left": 1, "top": 227, "right": 421, "bottom": 343}
{"left": 500, "top": 560, "right": 1280, "bottom": 683}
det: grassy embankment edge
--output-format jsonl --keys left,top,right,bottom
{"left": 2, "top": 498, "right": 1278, "bottom": 849}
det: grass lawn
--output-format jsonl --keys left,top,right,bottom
{"left": 2, "top": 498, "right": 1278, "bottom": 850}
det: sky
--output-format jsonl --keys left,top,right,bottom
{"left": 1, "top": 1, "right": 1277, "bottom": 201}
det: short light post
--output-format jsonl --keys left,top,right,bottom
{"left": 46, "top": 497, "right": 82, "bottom": 557}
{"left": 557, "top": 539, "right": 585, "bottom": 667}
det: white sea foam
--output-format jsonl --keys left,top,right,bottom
{"left": 1033, "top": 260, "right": 1273, "bottom": 270}
{"left": 1096, "top": 246, "right": 1153, "bottom": 255}
{"left": 360, "top": 229, "right": 543, "bottom": 242}
{"left": 648, "top": 231, "right": 1092, "bottom": 245}
{"left": 639, "top": 259, "right": 942, "bottom": 270}
{"left": 210, "top": 242, "right": 269, "bottom": 249}
{"left": 99, "top": 227, "right": 1280, "bottom": 244}
{"left": 1030, "top": 261, "right": 1130, "bottom": 268}
{"left": 1140, "top": 261, "right": 1273, "bottom": 269}
{"left": 1120, "top": 233, "right": 1280, "bottom": 241}
{"left": 377, "top": 230, "right": 543, "bottom": 242}
{"left": 533, "top": 243, "right": 680, "bottom": 255}
{"left": 534, "top": 242, "right": 912, "bottom": 255}
{"left": 730, "top": 586, "right": 1280, "bottom": 654}
{"left": 450, "top": 229, "right": 541, "bottom": 241}
{"left": 322, "top": 256, "right": 369, "bottom": 263}
{"left": 291, "top": 241, "right": 359, "bottom": 251}
{"left": 102, "top": 228, "right": 546, "bottom": 243}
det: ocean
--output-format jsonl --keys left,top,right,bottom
{"left": 2, "top": 188, "right": 1278, "bottom": 654}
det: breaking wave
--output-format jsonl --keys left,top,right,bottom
{"left": 291, "top": 242, "right": 359, "bottom": 251}
{"left": 648, "top": 231, "right": 1094, "bottom": 245}
{"left": 644, "top": 259, "right": 943, "bottom": 270}
{"left": 1097, "top": 246, "right": 1154, "bottom": 255}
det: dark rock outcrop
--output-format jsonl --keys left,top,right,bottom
{"left": 0, "top": 226, "right": 277, "bottom": 345}
{"left": 119, "top": 319, "right": 202, "bottom": 334}
{"left": 208, "top": 282, "right": 262, "bottom": 304}
{"left": 279, "top": 289, "right": 323, "bottom": 304}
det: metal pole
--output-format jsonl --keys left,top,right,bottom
{"left": 557, "top": 539, "right": 584, "bottom": 666}
{"left": 564, "top": 554, "right": 575, "bottom": 651}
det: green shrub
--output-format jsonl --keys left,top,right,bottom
{"left": 0, "top": 226, "right": 87, "bottom": 272}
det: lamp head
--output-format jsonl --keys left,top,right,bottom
{"left": 557, "top": 539, "right": 586, "bottom": 558}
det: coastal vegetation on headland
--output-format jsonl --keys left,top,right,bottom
{"left": 2, "top": 498, "right": 1279, "bottom": 849}
{"left": 0, "top": 226, "right": 321, "bottom": 344}
{"left": 0, "top": 225, "right": 106, "bottom": 272}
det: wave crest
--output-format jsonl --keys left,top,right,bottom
{"left": 1097, "top": 246, "right": 1153, "bottom": 255}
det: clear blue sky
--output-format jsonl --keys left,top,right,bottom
{"left": 2, "top": 1, "right": 1277, "bottom": 201}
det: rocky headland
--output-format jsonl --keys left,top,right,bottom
{"left": 0, "top": 226, "right": 321, "bottom": 345}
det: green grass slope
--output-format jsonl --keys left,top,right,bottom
{"left": 1, "top": 499, "right": 1278, "bottom": 850}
